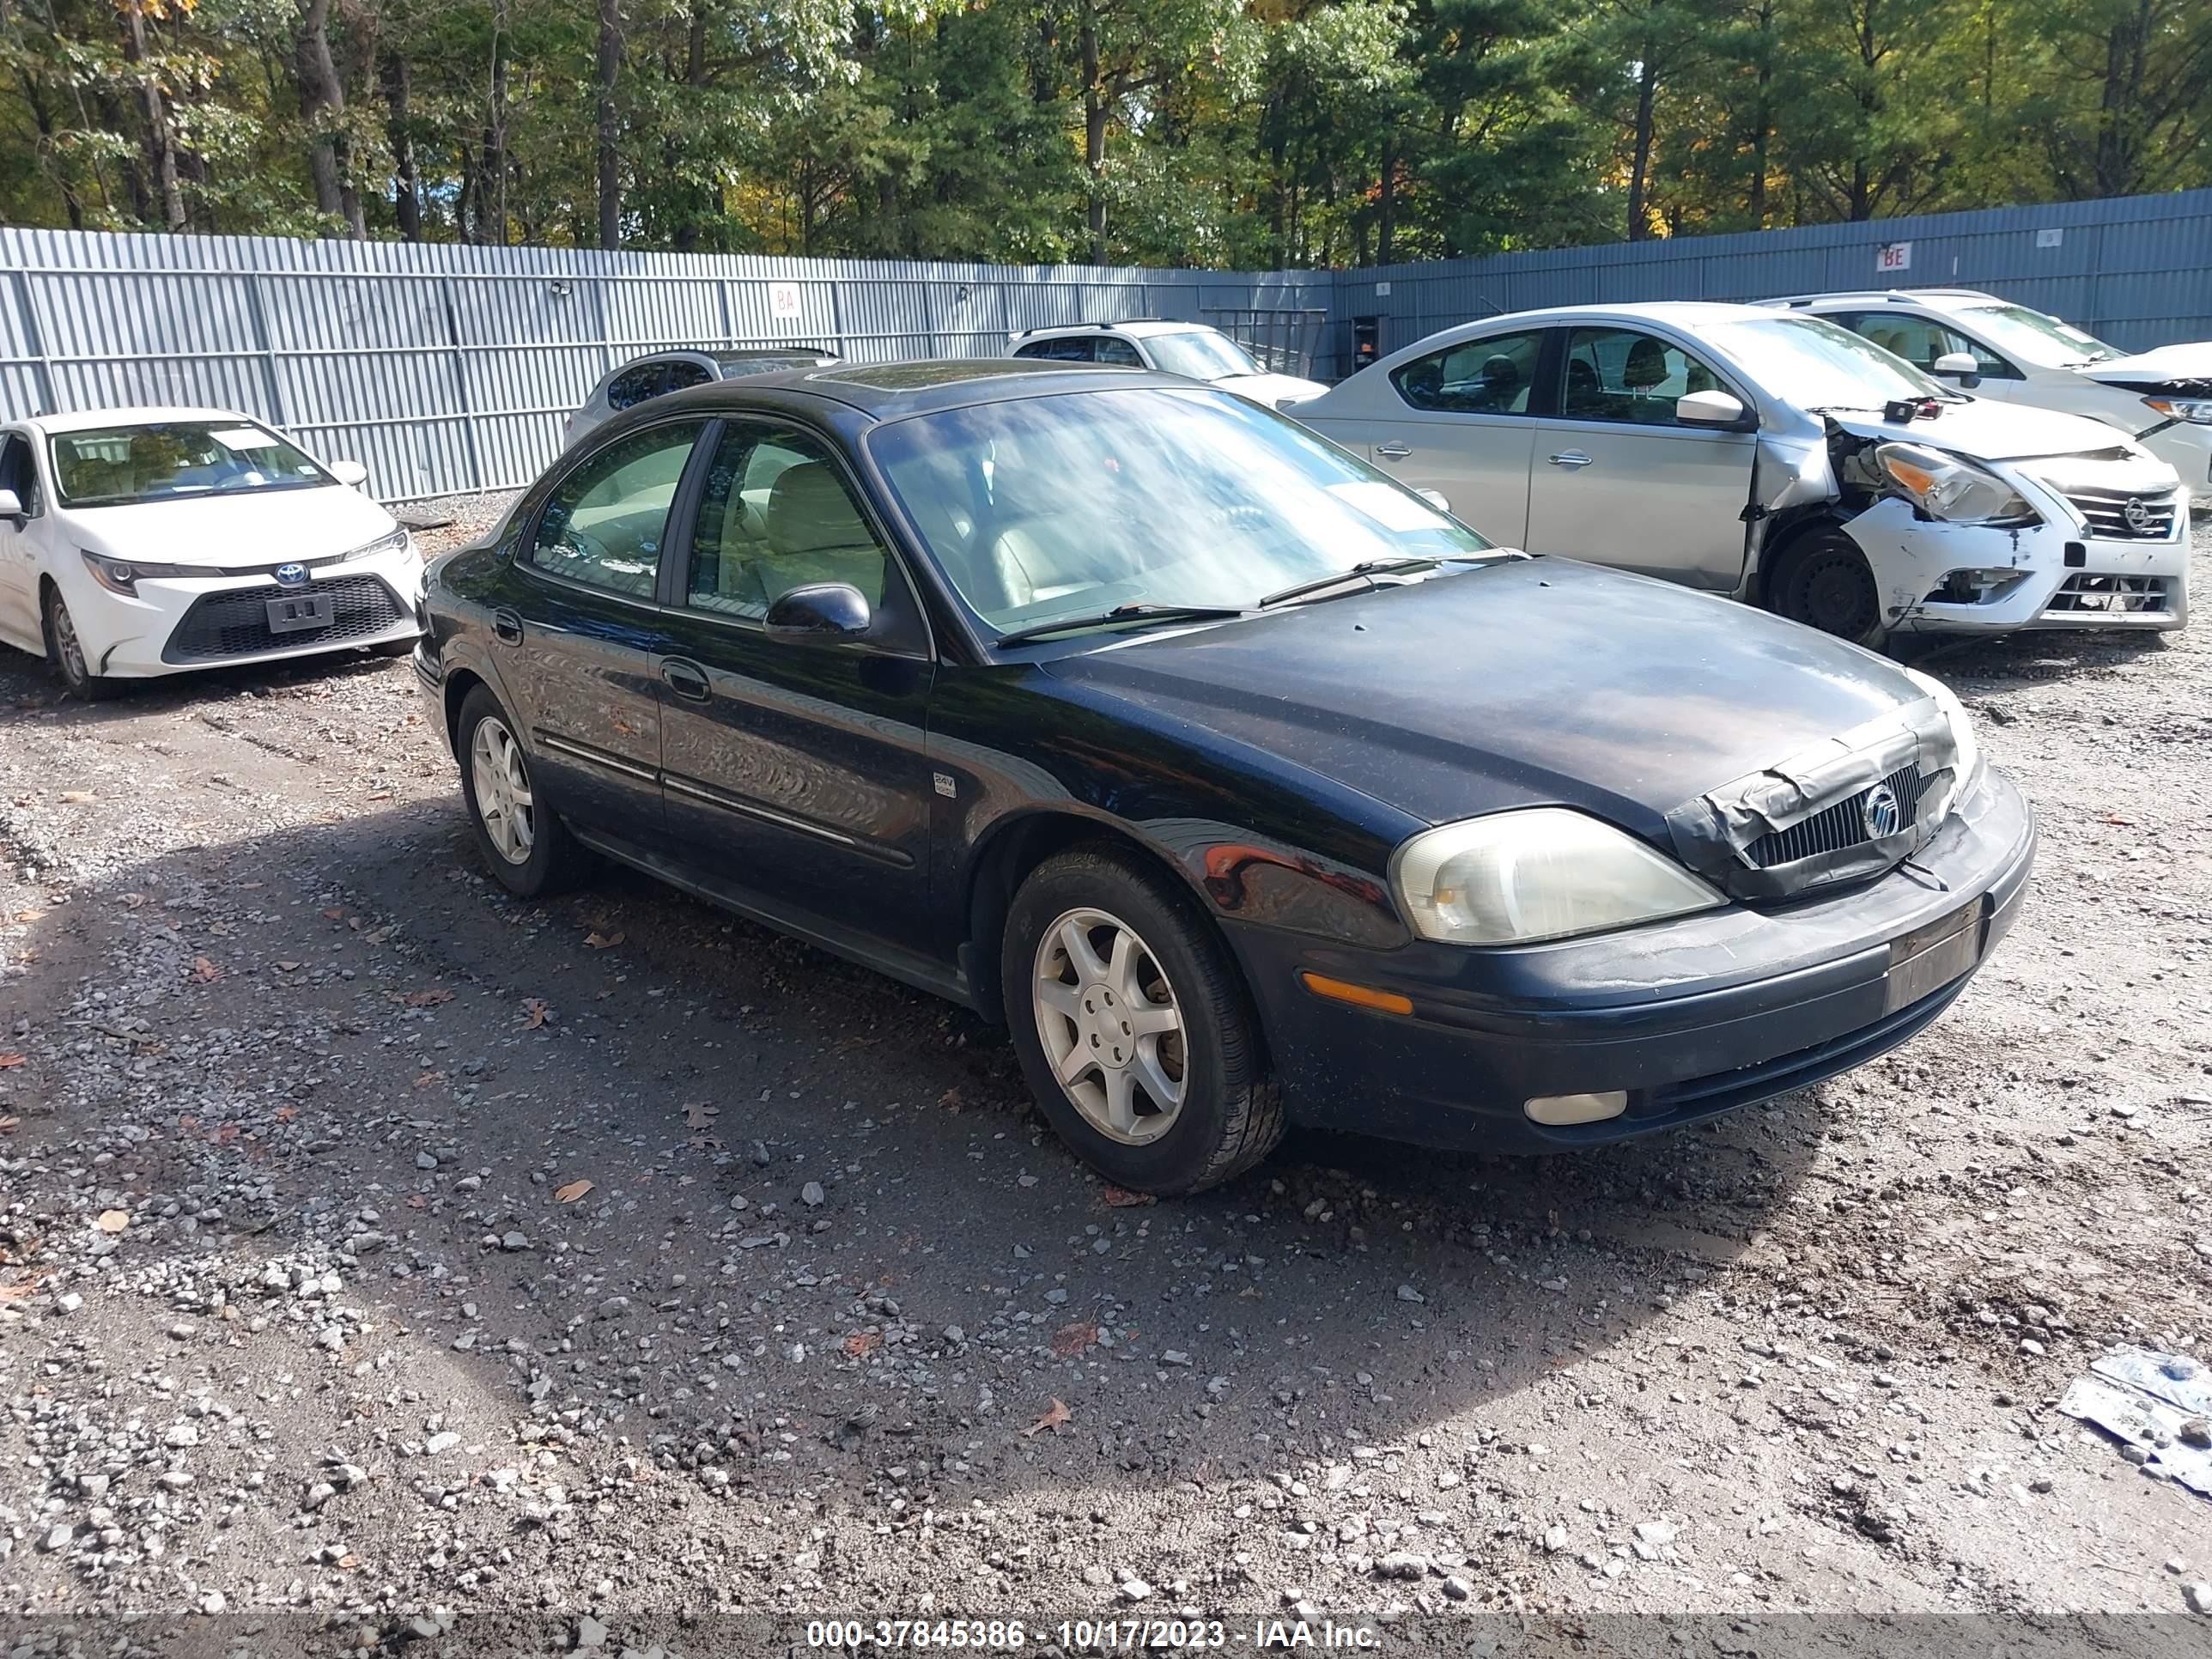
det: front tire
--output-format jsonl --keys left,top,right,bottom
{"left": 43, "top": 586, "right": 125, "bottom": 700}
{"left": 455, "top": 685, "right": 589, "bottom": 897}
{"left": 1001, "top": 843, "right": 1283, "bottom": 1194}
{"left": 1766, "top": 528, "right": 1888, "bottom": 647}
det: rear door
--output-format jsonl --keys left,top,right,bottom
{"left": 495, "top": 417, "right": 708, "bottom": 839}
{"left": 1316, "top": 328, "right": 1547, "bottom": 545}
{"left": 653, "top": 418, "right": 938, "bottom": 957}
{"left": 1523, "top": 325, "right": 1758, "bottom": 590}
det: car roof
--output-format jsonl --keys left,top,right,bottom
{"left": 1755, "top": 289, "right": 2002, "bottom": 312}
{"left": 20, "top": 404, "right": 259, "bottom": 434}
{"left": 1012, "top": 319, "right": 1212, "bottom": 342}
{"left": 644, "top": 358, "right": 1200, "bottom": 421}
{"left": 1423, "top": 301, "right": 1781, "bottom": 337}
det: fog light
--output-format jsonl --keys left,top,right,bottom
{"left": 1524, "top": 1090, "right": 1627, "bottom": 1126}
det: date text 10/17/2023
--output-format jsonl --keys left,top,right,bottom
{"left": 804, "top": 1619, "right": 1385, "bottom": 1650}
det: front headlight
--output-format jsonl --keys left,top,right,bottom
{"left": 2144, "top": 396, "right": 2212, "bottom": 425}
{"left": 79, "top": 550, "right": 202, "bottom": 595}
{"left": 1875, "top": 442, "right": 2038, "bottom": 526}
{"left": 1393, "top": 808, "right": 1725, "bottom": 946}
{"left": 345, "top": 526, "right": 414, "bottom": 563}
{"left": 1902, "top": 667, "right": 1984, "bottom": 815}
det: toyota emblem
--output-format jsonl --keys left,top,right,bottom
{"left": 275, "top": 562, "right": 308, "bottom": 586}
{"left": 1862, "top": 783, "right": 1905, "bottom": 840}
{"left": 2121, "top": 496, "right": 2153, "bottom": 534}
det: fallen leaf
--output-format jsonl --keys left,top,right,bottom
{"left": 521, "top": 997, "right": 551, "bottom": 1029}
{"left": 94, "top": 1210, "right": 129, "bottom": 1233}
{"left": 321, "top": 908, "right": 345, "bottom": 921}
{"left": 0, "top": 1116, "right": 19, "bottom": 1133}
{"left": 397, "top": 988, "right": 453, "bottom": 1008}
{"left": 585, "top": 930, "right": 623, "bottom": 950}
{"left": 0, "top": 1054, "right": 25, "bottom": 1069}
{"left": 2100, "top": 814, "right": 2134, "bottom": 825}
{"left": 191, "top": 956, "right": 221, "bottom": 982}
{"left": 407, "top": 1194, "right": 426, "bottom": 1209}
{"left": 215, "top": 1123, "right": 239, "bottom": 1145}
{"left": 684, "top": 1103, "right": 719, "bottom": 1130}
{"left": 1051, "top": 1321, "right": 1101, "bottom": 1358}
{"left": 555, "top": 1179, "right": 593, "bottom": 1203}
{"left": 938, "top": 1087, "right": 964, "bottom": 1112}
{"left": 177, "top": 1115, "right": 199, "bottom": 1130}
{"left": 274, "top": 1105, "right": 299, "bottom": 1123}
{"left": 13, "top": 908, "right": 44, "bottom": 923}
{"left": 413, "top": 1071, "right": 445, "bottom": 1088}
{"left": 59, "top": 790, "right": 94, "bottom": 804}
{"left": 1103, "top": 1186, "right": 1156, "bottom": 1208}
{"left": 0, "top": 1281, "right": 33, "bottom": 1301}
{"left": 276, "top": 960, "right": 301, "bottom": 972}
{"left": 1024, "top": 1398, "right": 1073, "bottom": 1437}
{"left": 363, "top": 925, "right": 393, "bottom": 944}
{"left": 843, "top": 1331, "right": 882, "bottom": 1358}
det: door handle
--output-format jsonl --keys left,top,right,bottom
{"left": 1547, "top": 451, "right": 1595, "bottom": 469}
{"left": 491, "top": 608, "right": 524, "bottom": 645}
{"left": 1374, "top": 441, "right": 1412, "bottom": 461}
{"left": 660, "top": 659, "right": 711, "bottom": 702}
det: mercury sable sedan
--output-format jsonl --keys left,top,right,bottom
{"left": 414, "top": 362, "right": 2034, "bottom": 1194}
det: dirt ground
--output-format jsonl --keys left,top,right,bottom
{"left": 2, "top": 501, "right": 2209, "bottom": 1654}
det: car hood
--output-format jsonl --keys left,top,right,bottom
{"left": 63, "top": 484, "right": 400, "bottom": 568}
{"left": 1215, "top": 372, "right": 1330, "bottom": 410}
{"left": 1825, "top": 398, "right": 2140, "bottom": 460}
{"left": 1042, "top": 557, "right": 1932, "bottom": 841}
{"left": 2079, "top": 342, "right": 2212, "bottom": 392}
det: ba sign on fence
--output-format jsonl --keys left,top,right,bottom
{"left": 1877, "top": 241, "right": 1913, "bottom": 274}
{"left": 769, "top": 280, "right": 804, "bottom": 320}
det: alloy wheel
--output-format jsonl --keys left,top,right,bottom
{"left": 1031, "top": 906, "right": 1188, "bottom": 1145}
{"left": 470, "top": 715, "right": 537, "bottom": 865}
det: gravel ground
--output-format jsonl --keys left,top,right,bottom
{"left": 2, "top": 506, "right": 2209, "bottom": 1652}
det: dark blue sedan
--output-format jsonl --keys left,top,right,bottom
{"left": 414, "top": 361, "right": 2034, "bottom": 1194}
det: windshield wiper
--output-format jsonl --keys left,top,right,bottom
{"left": 993, "top": 603, "right": 1246, "bottom": 648}
{"left": 1258, "top": 556, "right": 1452, "bottom": 610}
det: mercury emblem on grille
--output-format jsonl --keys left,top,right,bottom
{"left": 1861, "top": 783, "right": 1905, "bottom": 839}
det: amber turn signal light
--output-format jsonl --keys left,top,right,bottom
{"left": 1297, "top": 971, "right": 1413, "bottom": 1015}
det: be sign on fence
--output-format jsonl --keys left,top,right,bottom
{"left": 1877, "top": 241, "right": 1912, "bottom": 274}
{"left": 769, "top": 280, "right": 804, "bottom": 320}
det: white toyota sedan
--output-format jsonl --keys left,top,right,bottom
{"left": 0, "top": 406, "right": 424, "bottom": 697}
{"left": 1291, "top": 303, "right": 2188, "bottom": 643}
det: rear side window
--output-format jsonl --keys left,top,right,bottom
{"left": 1391, "top": 330, "right": 1546, "bottom": 414}
{"left": 664, "top": 359, "right": 714, "bottom": 392}
{"left": 605, "top": 362, "right": 669, "bottom": 411}
{"left": 1015, "top": 337, "right": 1095, "bottom": 362}
{"left": 532, "top": 421, "right": 704, "bottom": 599}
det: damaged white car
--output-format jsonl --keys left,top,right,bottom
{"left": 1291, "top": 302, "right": 2190, "bottom": 644}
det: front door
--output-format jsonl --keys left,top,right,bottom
{"left": 0, "top": 431, "right": 45, "bottom": 651}
{"left": 1524, "top": 325, "right": 1759, "bottom": 590}
{"left": 496, "top": 417, "right": 708, "bottom": 838}
{"left": 653, "top": 419, "right": 938, "bottom": 957}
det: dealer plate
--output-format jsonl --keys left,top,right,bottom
{"left": 1883, "top": 899, "right": 1983, "bottom": 1014}
{"left": 265, "top": 592, "right": 335, "bottom": 634}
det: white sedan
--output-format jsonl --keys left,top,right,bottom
{"left": 1291, "top": 303, "right": 2188, "bottom": 642}
{"left": 0, "top": 406, "right": 424, "bottom": 697}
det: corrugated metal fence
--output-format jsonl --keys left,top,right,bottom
{"left": 4, "top": 186, "right": 2209, "bottom": 502}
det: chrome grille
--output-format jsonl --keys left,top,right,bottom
{"left": 2039, "top": 573, "right": 2176, "bottom": 617}
{"left": 1746, "top": 766, "right": 1923, "bottom": 870}
{"left": 2066, "top": 486, "right": 2179, "bottom": 540}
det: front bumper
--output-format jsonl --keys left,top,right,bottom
{"left": 1224, "top": 769, "right": 2034, "bottom": 1153}
{"left": 67, "top": 550, "right": 425, "bottom": 678}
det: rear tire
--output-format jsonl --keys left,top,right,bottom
{"left": 1001, "top": 842, "right": 1283, "bottom": 1194}
{"left": 455, "top": 684, "right": 590, "bottom": 897}
{"left": 43, "top": 586, "right": 125, "bottom": 700}
{"left": 1765, "top": 528, "right": 1888, "bottom": 648}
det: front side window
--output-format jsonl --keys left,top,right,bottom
{"left": 1142, "top": 330, "right": 1262, "bottom": 382}
{"left": 869, "top": 386, "right": 1492, "bottom": 636}
{"left": 0, "top": 434, "right": 40, "bottom": 515}
{"left": 685, "top": 426, "right": 888, "bottom": 621}
{"left": 1836, "top": 312, "right": 2015, "bottom": 380}
{"left": 1093, "top": 337, "right": 1145, "bottom": 368}
{"left": 1391, "top": 330, "right": 1545, "bottom": 414}
{"left": 47, "top": 420, "right": 331, "bottom": 508}
{"left": 662, "top": 359, "right": 714, "bottom": 393}
{"left": 531, "top": 421, "right": 703, "bottom": 598}
{"left": 1559, "top": 328, "right": 1733, "bottom": 425}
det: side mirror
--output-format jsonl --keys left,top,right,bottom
{"left": 1414, "top": 487, "right": 1451, "bottom": 514}
{"left": 0, "top": 488, "right": 21, "bottom": 524}
{"left": 1931, "top": 351, "right": 1982, "bottom": 387}
{"left": 1676, "top": 389, "right": 1748, "bottom": 427}
{"left": 764, "top": 582, "right": 871, "bottom": 640}
{"left": 329, "top": 459, "right": 369, "bottom": 488}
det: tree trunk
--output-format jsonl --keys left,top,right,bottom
{"left": 1747, "top": 0, "right": 1772, "bottom": 228}
{"left": 15, "top": 70, "right": 87, "bottom": 229}
{"left": 380, "top": 50, "right": 421, "bottom": 241}
{"left": 118, "top": 0, "right": 185, "bottom": 229}
{"left": 1080, "top": 2, "right": 1107, "bottom": 265}
{"left": 1626, "top": 47, "right": 1658, "bottom": 240}
{"left": 293, "top": 0, "right": 363, "bottom": 237}
{"left": 1376, "top": 130, "right": 1395, "bottom": 264}
{"left": 478, "top": 0, "right": 510, "bottom": 245}
{"left": 596, "top": 0, "right": 623, "bottom": 250}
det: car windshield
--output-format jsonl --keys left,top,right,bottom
{"left": 868, "top": 386, "right": 1492, "bottom": 637}
{"left": 1958, "top": 302, "right": 2122, "bottom": 367}
{"left": 49, "top": 420, "right": 331, "bottom": 507}
{"left": 1142, "top": 331, "right": 1265, "bottom": 382}
{"left": 1710, "top": 314, "right": 1948, "bottom": 409}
